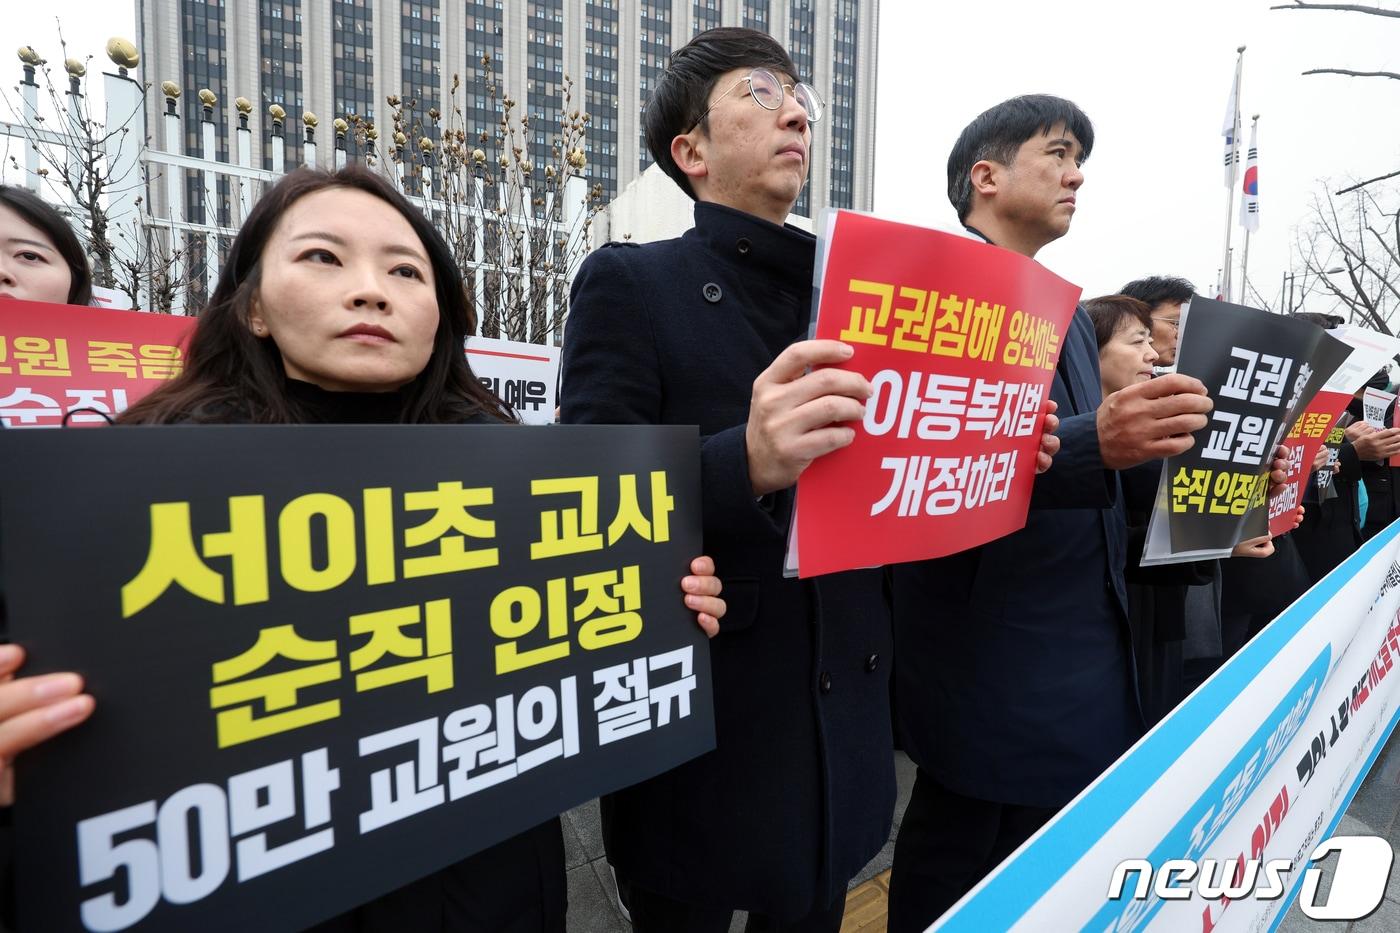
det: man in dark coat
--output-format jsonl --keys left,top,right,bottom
{"left": 1119, "top": 275, "right": 1195, "bottom": 370}
{"left": 885, "top": 96, "right": 1221, "bottom": 932}
{"left": 560, "top": 28, "right": 1056, "bottom": 933}
{"left": 1280, "top": 313, "right": 1363, "bottom": 585}
{"left": 1292, "top": 432, "right": 1363, "bottom": 585}
{"left": 1352, "top": 382, "right": 1400, "bottom": 540}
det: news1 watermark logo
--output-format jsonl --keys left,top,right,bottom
{"left": 1108, "top": 836, "right": 1395, "bottom": 921}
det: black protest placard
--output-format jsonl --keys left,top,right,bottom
{"left": 1142, "top": 297, "right": 1351, "bottom": 562}
{"left": 0, "top": 424, "right": 710, "bottom": 933}
{"left": 1316, "top": 411, "right": 1355, "bottom": 499}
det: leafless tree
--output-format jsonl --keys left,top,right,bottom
{"left": 6, "top": 28, "right": 598, "bottom": 324}
{"left": 3, "top": 25, "right": 205, "bottom": 311}
{"left": 1272, "top": 1, "right": 1400, "bottom": 195}
{"left": 342, "top": 54, "right": 604, "bottom": 344}
{"left": 2, "top": 30, "right": 140, "bottom": 288}
{"left": 1290, "top": 182, "right": 1400, "bottom": 333}
{"left": 107, "top": 213, "right": 203, "bottom": 313}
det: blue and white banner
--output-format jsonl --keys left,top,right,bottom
{"left": 935, "top": 520, "right": 1400, "bottom": 932}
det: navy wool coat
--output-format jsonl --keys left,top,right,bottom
{"left": 560, "top": 201, "right": 895, "bottom": 919}
{"left": 892, "top": 301, "right": 1146, "bottom": 810}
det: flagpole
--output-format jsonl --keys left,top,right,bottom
{"left": 1240, "top": 113, "right": 1259, "bottom": 308}
{"left": 1241, "top": 233, "right": 1251, "bottom": 304}
{"left": 1221, "top": 46, "right": 1245, "bottom": 303}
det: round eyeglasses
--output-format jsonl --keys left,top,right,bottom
{"left": 689, "top": 68, "right": 824, "bottom": 131}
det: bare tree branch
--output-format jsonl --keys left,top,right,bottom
{"left": 1271, "top": 2, "right": 1400, "bottom": 18}
{"left": 1366, "top": 226, "right": 1400, "bottom": 283}
{"left": 1245, "top": 276, "right": 1273, "bottom": 311}
{"left": 1338, "top": 170, "right": 1400, "bottom": 195}
{"left": 1302, "top": 68, "right": 1400, "bottom": 80}
{"left": 1294, "top": 187, "right": 1399, "bottom": 333}
{"left": 363, "top": 57, "right": 602, "bottom": 343}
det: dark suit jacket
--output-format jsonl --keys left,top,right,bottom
{"left": 560, "top": 202, "right": 894, "bottom": 919}
{"left": 1293, "top": 441, "right": 1363, "bottom": 584}
{"left": 1121, "top": 460, "right": 1215, "bottom": 725}
{"left": 892, "top": 302, "right": 1145, "bottom": 809}
{"left": 1359, "top": 400, "right": 1400, "bottom": 540}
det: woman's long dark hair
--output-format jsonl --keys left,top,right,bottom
{"left": 120, "top": 166, "right": 513, "bottom": 425}
{"left": 0, "top": 184, "right": 94, "bottom": 306}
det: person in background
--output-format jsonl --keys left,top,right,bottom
{"left": 0, "top": 185, "right": 99, "bottom": 925}
{"left": 0, "top": 185, "right": 93, "bottom": 306}
{"left": 1118, "top": 275, "right": 1194, "bottom": 369}
{"left": 1085, "top": 294, "right": 1273, "bottom": 725}
{"left": 1349, "top": 370, "right": 1400, "bottom": 540}
{"left": 1288, "top": 312, "right": 1365, "bottom": 582}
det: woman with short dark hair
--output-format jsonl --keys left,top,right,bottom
{"left": 1084, "top": 294, "right": 1158, "bottom": 395}
{"left": 1083, "top": 295, "right": 1275, "bottom": 724}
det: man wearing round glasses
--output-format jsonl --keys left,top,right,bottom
{"left": 561, "top": 26, "right": 895, "bottom": 933}
{"left": 674, "top": 66, "right": 823, "bottom": 227}
{"left": 1119, "top": 275, "right": 1196, "bottom": 368}
{"left": 688, "top": 67, "right": 824, "bottom": 131}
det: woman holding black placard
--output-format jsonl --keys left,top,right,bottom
{"left": 1085, "top": 294, "right": 1277, "bottom": 724}
{"left": 0, "top": 166, "right": 726, "bottom": 932}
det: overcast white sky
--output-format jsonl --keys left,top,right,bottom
{"left": 873, "top": 0, "right": 1399, "bottom": 310}
{"left": 7, "top": 1, "right": 1398, "bottom": 314}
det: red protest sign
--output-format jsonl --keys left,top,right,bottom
{"left": 0, "top": 298, "right": 195, "bottom": 427}
{"left": 792, "top": 211, "right": 1080, "bottom": 578}
{"left": 1268, "top": 389, "right": 1352, "bottom": 537}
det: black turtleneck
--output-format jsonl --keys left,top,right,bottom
{"left": 284, "top": 377, "right": 413, "bottom": 425}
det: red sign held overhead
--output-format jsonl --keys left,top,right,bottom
{"left": 792, "top": 211, "right": 1081, "bottom": 578}
{"left": 0, "top": 298, "right": 196, "bottom": 428}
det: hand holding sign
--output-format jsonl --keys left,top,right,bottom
{"left": 1035, "top": 399, "right": 1061, "bottom": 474}
{"left": 1346, "top": 421, "right": 1374, "bottom": 443}
{"left": 0, "top": 645, "right": 94, "bottom": 806}
{"left": 746, "top": 339, "right": 872, "bottom": 497}
{"left": 1352, "top": 426, "right": 1400, "bottom": 462}
{"left": 1231, "top": 534, "right": 1276, "bottom": 559}
{"left": 1268, "top": 444, "right": 1291, "bottom": 494}
{"left": 1311, "top": 444, "right": 1334, "bottom": 473}
{"left": 1096, "top": 373, "right": 1214, "bottom": 470}
{"left": 682, "top": 556, "right": 725, "bottom": 638}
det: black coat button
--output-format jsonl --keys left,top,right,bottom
{"left": 702, "top": 282, "right": 722, "bottom": 303}
{"left": 865, "top": 654, "right": 879, "bottom": 673}
{"left": 736, "top": 237, "right": 751, "bottom": 255}
{"left": 819, "top": 671, "right": 832, "bottom": 693}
